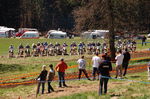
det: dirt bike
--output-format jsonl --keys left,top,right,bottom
{"left": 32, "top": 49, "right": 38, "bottom": 57}
{"left": 25, "top": 48, "right": 30, "bottom": 57}
{"left": 40, "top": 46, "right": 45, "bottom": 56}
{"left": 54, "top": 46, "right": 61, "bottom": 56}
{"left": 131, "top": 44, "right": 136, "bottom": 52}
{"left": 95, "top": 46, "right": 100, "bottom": 54}
{"left": 70, "top": 47, "right": 77, "bottom": 55}
{"left": 78, "top": 47, "right": 84, "bottom": 55}
{"left": 48, "top": 47, "right": 55, "bottom": 56}
{"left": 92, "top": 46, "right": 96, "bottom": 55}
{"left": 18, "top": 48, "right": 24, "bottom": 57}
{"left": 62, "top": 47, "right": 67, "bottom": 55}
{"left": 87, "top": 46, "right": 92, "bottom": 55}
{"left": 9, "top": 49, "right": 14, "bottom": 58}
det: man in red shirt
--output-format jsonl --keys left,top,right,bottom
{"left": 55, "top": 58, "right": 68, "bottom": 87}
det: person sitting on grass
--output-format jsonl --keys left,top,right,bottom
{"left": 47, "top": 64, "right": 55, "bottom": 93}
{"left": 36, "top": 65, "right": 48, "bottom": 95}
{"left": 98, "top": 54, "right": 112, "bottom": 95}
{"left": 77, "top": 56, "right": 91, "bottom": 80}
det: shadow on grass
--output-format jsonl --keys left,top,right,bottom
{"left": 136, "top": 59, "right": 150, "bottom": 63}
{"left": 110, "top": 94, "right": 122, "bottom": 97}
{"left": 130, "top": 76, "right": 141, "bottom": 78}
{"left": 0, "top": 64, "right": 24, "bottom": 73}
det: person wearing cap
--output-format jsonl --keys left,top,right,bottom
{"left": 98, "top": 54, "right": 112, "bottom": 95}
{"left": 55, "top": 58, "right": 68, "bottom": 87}
{"left": 92, "top": 53, "right": 101, "bottom": 80}
{"left": 77, "top": 56, "right": 91, "bottom": 80}
{"left": 47, "top": 64, "right": 55, "bottom": 93}
{"left": 36, "top": 65, "right": 48, "bottom": 94}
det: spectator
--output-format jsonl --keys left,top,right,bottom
{"left": 36, "top": 65, "right": 48, "bottom": 95}
{"left": 55, "top": 58, "right": 68, "bottom": 87}
{"left": 47, "top": 64, "right": 55, "bottom": 93}
{"left": 98, "top": 54, "right": 112, "bottom": 95}
{"left": 148, "top": 62, "right": 150, "bottom": 80}
{"left": 105, "top": 52, "right": 111, "bottom": 62}
{"left": 92, "top": 53, "right": 101, "bottom": 80}
{"left": 122, "top": 48, "right": 131, "bottom": 77}
{"left": 115, "top": 50, "right": 124, "bottom": 78}
{"left": 77, "top": 56, "right": 91, "bottom": 80}
{"left": 142, "top": 36, "right": 147, "bottom": 46}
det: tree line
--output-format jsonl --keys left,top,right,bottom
{"left": 0, "top": 0, "right": 149, "bottom": 33}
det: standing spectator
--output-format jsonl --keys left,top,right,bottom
{"left": 98, "top": 54, "right": 112, "bottom": 95}
{"left": 92, "top": 53, "right": 101, "bottom": 80}
{"left": 148, "top": 62, "right": 150, "bottom": 80}
{"left": 36, "top": 65, "right": 48, "bottom": 95}
{"left": 115, "top": 50, "right": 124, "bottom": 78}
{"left": 122, "top": 48, "right": 131, "bottom": 77}
{"left": 77, "top": 56, "right": 91, "bottom": 80}
{"left": 142, "top": 36, "right": 147, "bottom": 46}
{"left": 105, "top": 52, "right": 111, "bottom": 62}
{"left": 47, "top": 64, "right": 55, "bottom": 93}
{"left": 55, "top": 58, "right": 68, "bottom": 87}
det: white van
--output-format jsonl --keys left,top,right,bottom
{"left": 47, "top": 30, "right": 67, "bottom": 39}
{"left": 0, "top": 30, "right": 8, "bottom": 37}
{"left": 148, "top": 34, "right": 150, "bottom": 38}
{"left": 20, "top": 31, "right": 39, "bottom": 39}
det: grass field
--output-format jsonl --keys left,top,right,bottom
{"left": 0, "top": 38, "right": 150, "bottom": 55}
{"left": 0, "top": 38, "right": 150, "bottom": 99}
{"left": 0, "top": 72, "right": 149, "bottom": 99}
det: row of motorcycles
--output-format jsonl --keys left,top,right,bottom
{"left": 9, "top": 46, "right": 68, "bottom": 58}
{"left": 8, "top": 45, "right": 107, "bottom": 58}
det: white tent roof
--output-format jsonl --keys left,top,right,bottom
{"left": 0, "top": 27, "right": 15, "bottom": 31}
{"left": 24, "top": 31, "right": 39, "bottom": 34}
{"left": 50, "top": 31, "right": 67, "bottom": 35}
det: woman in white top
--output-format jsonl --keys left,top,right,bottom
{"left": 115, "top": 50, "right": 124, "bottom": 78}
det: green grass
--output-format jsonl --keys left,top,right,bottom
{"left": 0, "top": 38, "right": 150, "bottom": 55}
{"left": 51, "top": 72, "right": 150, "bottom": 99}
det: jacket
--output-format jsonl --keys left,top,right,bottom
{"left": 98, "top": 60, "right": 112, "bottom": 76}
{"left": 55, "top": 61, "right": 68, "bottom": 72}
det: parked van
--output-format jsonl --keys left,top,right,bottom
{"left": 20, "top": 31, "right": 39, "bottom": 39}
{"left": 47, "top": 30, "right": 67, "bottom": 39}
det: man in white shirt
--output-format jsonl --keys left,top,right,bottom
{"left": 92, "top": 53, "right": 101, "bottom": 80}
{"left": 77, "top": 56, "right": 91, "bottom": 80}
{"left": 115, "top": 50, "right": 124, "bottom": 78}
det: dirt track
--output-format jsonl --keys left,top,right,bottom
{"left": 0, "top": 64, "right": 148, "bottom": 88}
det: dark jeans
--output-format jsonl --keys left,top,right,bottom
{"left": 123, "top": 62, "right": 129, "bottom": 76}
{"left": 58, "top": 72, "right": 66, "bottom": 87}
{"left": 37, "top": 81, "right": 45, "bottom": 94}
{"left": 142, "top": 41, "right": 146, "bottom": 46}
{"left": 99, "top": 77, "right": 109, "bottom": 95}
{"left": 92, "top": 67, "right": 99, "bottom": 80}
{"left": 48, "top": 81, "right": 54, "bottom": 93}
{"left": 79, "top": 69, "right": 90, "bottom": 80}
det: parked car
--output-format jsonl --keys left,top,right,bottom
{"left": 20, "top": 31, "right": 39, "bottom": 39}
{"left": 148, "top": 34, "right": 150, "bottom": 38}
